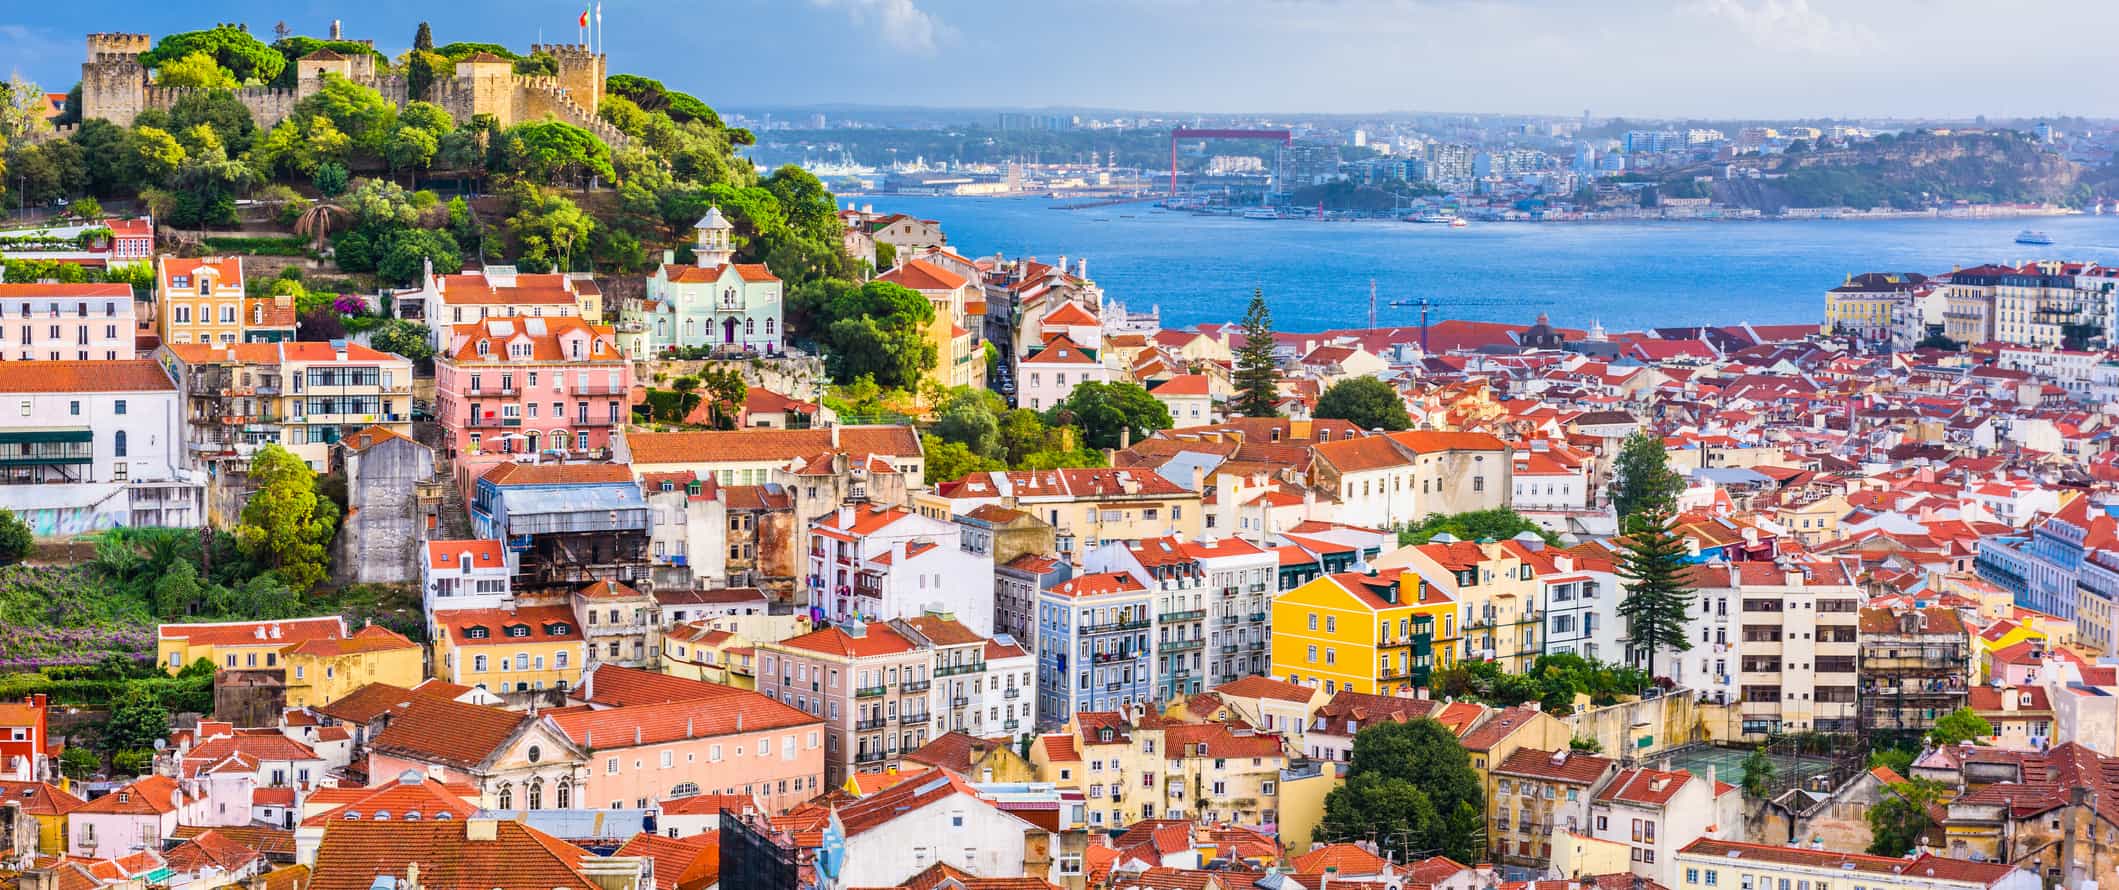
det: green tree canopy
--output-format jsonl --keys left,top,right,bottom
{"left": 370, "top": 319, "right": 436, "bottom": 362}
{"left": 1316, "top": 718, "right": 1486, "bottom": 863}
{"left": 605, "top": 74, "right": 722, "bottom": 126}
{"left": 1610, "top": 430, "right": 1683, "bottom": 521}
{"left": 1047, "top": 381, "right": 1172, "bottom": 451}
{"left": 498, "top": 120, "right": 616, "bottom": 186}
{"left": 1314, "top": 376, "right": 1411, "bottom": 431}
{"left": 1866, "top": 779, "right": 1947, "bottom": 855}
{"left": 1928, "top": 707, "right": 1994, "bottom": 747}
{"left": 0, "top": 508, "right": 32, "bottom": 564}
{"left": 155, "top": 52, "right": 238, "bottom": 90}
{"left": 103, "top": 684, "right": 172, "bottom": 753}
{"left": 808, "top": 280, "right": 936, "bottom": 388}
{"left": 233, "top": 444, "right": 339, "bottom": 592}
{"left": 143, "top": 26, "right": 285, "bottom": 86}
{"left": 1398, "top": 508, "right": 1557, "bottom": 546}
{"left": 1741, "top": 746, "right": 1777, "bottom": 798}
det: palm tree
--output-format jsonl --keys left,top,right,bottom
{"left": 295, "top": 202, "right": 350, "bottom": 252}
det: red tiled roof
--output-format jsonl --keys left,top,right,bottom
{"left": 426, "top": 539, "right": 506, "bottom": 571}
{"left": 308, "top": 819, "right": 601, "bottom": 890}
{"left": 1594, "top": 767, "right": 1697, "bottom": 806}
{"left": 626, "top": 426, "right": 921, "bottom": 466}
{"left": 774, "top": 623, "right": 919, "bottom": 658}
{"left": 436, "top": 605, "right": 582, "bottom": 645}
{"left": 878, "top": 259, "right": 969, "bottom": 292}
{"left": 0, "top": 359, "right": 172, "bottom": 393}
{"left": 477, "top": 462, "right": 636, "bottom": 486}
{"left": 158, "top": 616, "right": 346, "bottom": 648}
{"left": 367, "top": 698, "right": 530, "bottom": 771}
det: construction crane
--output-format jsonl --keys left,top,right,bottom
{"left": 1382, "top": 296, "right": 1516, "bottom": 352}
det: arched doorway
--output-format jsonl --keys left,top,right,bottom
{"left": 723, "top": 316, "right": 738, "bottom": 344}
{"left": 524, "top": 430, "right": 540, "bottom": 453}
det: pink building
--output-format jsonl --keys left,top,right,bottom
{"left": 68, "top": 774, "right": 213, "bottom": 859}
{"left": 432, "top": 316, "right": 632, "bottom": 469}
{"left": 546, "top": 686, "right": 823, "bottom": 814}
{"left": 0, "top": 283, "right": 140, "bottom": 361}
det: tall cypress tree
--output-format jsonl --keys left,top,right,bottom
{"left": 413, "top": 22, "right": 434, "bottom": 51}
{"left": 1235, "top": 288, "right": 1280, "bottom": 418}
{"left": 1614, "top": 506, "right": 1696, "bottom": 679}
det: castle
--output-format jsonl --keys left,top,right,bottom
{"left": 78, "top": 27, "right": 626, "bottom": 149}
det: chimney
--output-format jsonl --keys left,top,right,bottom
{"left": 831, "top": 425, "right": 841, "bottom": 448}
{"left": 662, "top": 249, "right": 675, "bottom": 266}
{"left": 838, "top": 505, "right": 853, "bottom": 527}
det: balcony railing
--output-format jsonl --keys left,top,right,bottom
{"left": 1081, "top": 618, "right": 1150, "bottom": 634}
{"left": 854, "top": 717, "right": 889, "bottom": 730}
{"left": 900, "top": 679, "right": 931, "bottom": 693}
{"left": 1160, "top": 609, "right": 1206, "bottom": 623}
{"left": 1163, "top": 638, "right": 1204, "bottom": 652}
{"left": 854, "top": 750, "right": 889, "bottom": 764}
{"left": 1002, "top": 687, "right": 1021, "bottom": 700}
{"left": 935, "top": 663, "right": 984, "bottom": 677}
{"left": 855, "top": 685, "right": 887, "bottom": 698}
{"left": 1004, "top": 719, "right": 1020, "bottom": 732}
{"left": 1247, "top": 611, "right": 1267, "bottom": 622}
{"left": 1220, "top": 644, "right": 1239, "bottom": 654}
{"left": 951, "top": 695, "right": 970, "bottom": 708}
{"left": 467, "top": 415, "right": 524, "bottom": 429}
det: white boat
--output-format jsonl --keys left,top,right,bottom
{"left": 1408, "top": 214, "right": 1455, "bottom": 224}
{"left": 1449, "top": 217, "right": 1469, "bottom": 228}
{"left": 1241, "top": 208, "right": 1279, "bottom": 220}
{"left": 2016, "top": 230, "right": 2054, "bottom": 245}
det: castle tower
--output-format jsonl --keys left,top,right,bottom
{"left": 81, "top": 33, "right": 150, "bottom": 128}
{"left": 694, "top": 207, "right": 733, "bottom": 268}
{"left": 530, "top": 43, "right": 606, "bottom": 116}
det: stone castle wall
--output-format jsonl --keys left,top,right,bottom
{"left": 78, "top": 33, "right": 627, "bottom": 149}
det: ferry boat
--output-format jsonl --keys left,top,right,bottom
{"left": 1408, "top": 214, "right": 1456, "bottom": 224}
{"left": 2016, "top": 230, "right": 2054, "bottom": 245}
{"left": 1449, "top": 217, "right": 1469, "bottom": 228}
{"left": 1241, "top": 208, "right": 1280, "bottom": 220}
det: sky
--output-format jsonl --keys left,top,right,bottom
{"left": 6, "top": 0, "right": 2118, "bottom": 121}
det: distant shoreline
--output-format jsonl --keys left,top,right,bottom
{"left": 837, "top": 192, "right": 2088, "bottom": 226}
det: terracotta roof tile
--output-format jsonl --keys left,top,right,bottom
{"left": 0, "top": 359, "right": 172, "bottom": 393}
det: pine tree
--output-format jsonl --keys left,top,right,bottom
{"left": 1614, "top": 506, "right": 1696, "bottom": 679}
{"left": 1234, "top": 288, "right": 1280, "bottom": 417}
{"left": 1609, "top": 430, "right": 1684, "bottom": 521}
{"left": 413, "top": 22, "right": 434, "bottom": 52}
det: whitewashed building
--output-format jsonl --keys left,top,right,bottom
{"left": 0, "top": 359, "right": 201, "bottom": 534}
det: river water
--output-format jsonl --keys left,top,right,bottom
{"left": 857, "top": 195, "right": 2119, "bottom": 333}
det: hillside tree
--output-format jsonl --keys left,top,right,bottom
{"left": 233, "top": 444, "right": 339, "bottom": 591}
{"left": 1610, "top": 430, "right": 1683, "bottom": 520}
{"left": 1314, "top": 376, "right": 1411, "bottom": 430}
{"left": 1614, "top": 505, "right": 1695, "bottom": 679}
{"left": 1234, "top": 288, "right": 1279, "bottom": 417}
{"left": 1316, "top": 718, "right": 1485, "bottom": 863}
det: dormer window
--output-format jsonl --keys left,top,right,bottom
{"left": 505, "top": 624, "right": 530, "bottom": 637}
{"left": 476, "top": 340, "right": 490, "bottom": 357}
{"left": 545, "top": 623, "right": 571, "bottom": 635}
{"left": 465, "top": 626, "right": 490, "bottom": 639}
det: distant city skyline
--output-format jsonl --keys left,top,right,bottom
{"left": 6, "top": 0, "right": 2119, "bottom": 120}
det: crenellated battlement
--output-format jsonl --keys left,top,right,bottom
{"left": 79, "top": 28, "right": 624, "bottom": 149}
{"left": 85, "top": 33, "right": 150, "bottom": 59}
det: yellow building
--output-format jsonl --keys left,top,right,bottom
{"left": 661, "top": 621, "right": 758, "bottom": 689}
{"left": 1972, "top": 616, "right": 2048, "bottom": 682}
{"left": 1772, "top": 494, "right": 1850, "bottom": 548}
{"left": 1269, "top": 568, "right": 1456, "bottom": 697}
{"left": 1061, "top": 711, "right": 1285, "bottom": 831}
{"left": 0, "top": 779, "right": 82, "bottom": 855}
{"left": 1392, "top": 539, "right": 1544, "bottom": 672}
{"left": 158, "top": 616, "right": 350, "bottom": 674}
{"left": 157, "top": 256, "right": 249, "bottom": 345}
{"left": 280, "top": 625, "right": 425, "bottom": 709}
{"left": 433, "top": 605, "right": 589, "bottom": 693}
{"left": 877, "top": 259, "right": 985, "bottom": 391}
{"left": 1824, "top": 273, "right": 1925, "bottom": 342}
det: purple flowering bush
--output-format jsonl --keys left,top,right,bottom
{"left": 0, "top": 565, "right": 156, "bottom": 672}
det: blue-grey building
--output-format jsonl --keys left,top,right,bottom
{"left": 471, "top": 461, "right": 649, "bottom": 592}
{"left": 1035, "top": 571, "right": 1154, "bottom": 729}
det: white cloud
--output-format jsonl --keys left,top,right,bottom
{"left": 1685, "top": 0, "right": 1877, "bottom": 54}
{"left": 810, "top": 0, "right": 944, "bottom": 55}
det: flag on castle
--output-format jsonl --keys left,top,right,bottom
{"left": 578, "top": 7, "right": 589, "bottom": 27}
